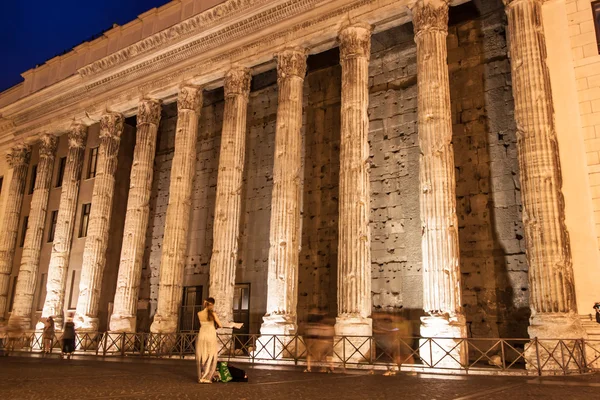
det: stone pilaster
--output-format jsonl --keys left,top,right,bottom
{"left": 150, "top": 86, "right": 202, "bottom": 334}
{"left": 110, "top": 99, "right": 161, "bottom": 333}
{"left": 261, "top": 48, "right": 307, "bottom": 336}
{"left": 412, "top": 0, "right": 467, "bottom": 367}
{"left": 74, "top": 112, "right": 124, "bottom": 332}
{"left": 0, "top": 144, "right": 31, "bottom": 322}
{"left": 504, "top": 0, "right": 585, "bottom": 340}
{"left": 10, "top": 134, "right": 58, "bottom": 328}
{"left": 335, "top": 24, "right": 373, "bottom": 339}
{"left": 209, "top": 69, "right": 250, "bottom": 326}
{"left": 38, "top": 124, "right": 87, "bottom": 330}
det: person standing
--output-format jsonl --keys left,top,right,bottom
{"left": 42, "top": 316, "right": 55, "bottom": 354}
{"left": 196, "top": 298, "right": 222, "bottom": 383}
{"left": 61, "top": 316, "right": 76, "bottom": 359}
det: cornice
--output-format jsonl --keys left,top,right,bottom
{"left": 0, "top": 0, "right": 417, "bottom": 145}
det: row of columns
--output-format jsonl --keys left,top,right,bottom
{"left": 0, "top": 0, "right": 584, "bottom": 349}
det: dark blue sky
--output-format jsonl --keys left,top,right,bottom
{"left": 0, "top": 0, "right": 171, "bottom": 93}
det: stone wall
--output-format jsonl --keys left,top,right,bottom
{"left": 139, "top": 0, "right": 528, "bottom": 338}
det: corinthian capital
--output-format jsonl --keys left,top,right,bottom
{"left": 338, "top": 23, "right": 372, "bottom": 61}
{"left": 177, "top": 85, "right": 203, "bottom": 111}
{"left": 38, "top": 134, "right": 58, "bottom": 159}
{"left": 411, "top": 0, "right": 450, "bottom": 36}
{"left": 100, "top": 112, "right": 125, "bottom": 140}
{"left": 6, "top": 144, "right": 31, "bottom": 168}
{"left": 224, "top": 68, "right": 251, "bottom": 97}
{"left": 138, "top": 99, "right": 162, "bottom": 126}
{"left": 276, "top": 48, "right": 307, "bottom": 82}
{"left": 68, "top": 123, "right": 88, "bottom": 149}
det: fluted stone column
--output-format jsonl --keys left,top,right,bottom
{"left": 38, "top": 124, "right": 87, "bottom": 330}
{"left": 0, "top": 144, "right": 31, "bottom": 322}
{"left": 151, "top": 86, "right": 202, "bottom": 334}
{"left": 74, "top": 113, "right": 124, "bottom": 332}
{"left": 504, "top": 0, "right": 585, "bottom": 340}
{"left": 412, "top": 0, "right": 467, "bottom": 367}
{"left": 110, "top": 99, "right": 161, "bottom": 333}
{"left": 209, "top": 69, "right": 250, "bottom": 327}
{"left": 10, "top": 134, "right": 58, "bottom": 328}
{"left": 261, "top": 48, "right": 307, "bottom": 337}
{"left": 335, "top": 24, "right": 373, "bottom": 339}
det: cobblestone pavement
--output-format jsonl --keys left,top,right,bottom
{"left": 1, "top": 356, "right": 599, "bottom": 399}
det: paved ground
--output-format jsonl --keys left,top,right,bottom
{"left": 1, "top": 356, "right": 600, "bottom": 399}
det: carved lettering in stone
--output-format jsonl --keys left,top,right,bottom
{"left": 411, "top": 0, "right": 450, "bottom": 36}
{"left": 100, "top": 113, "right": 125, "bottom": 139}
{"left": 177, "top": 86, "right": 202, "bottom": 111}
{"left": 224, "top": 68, "right": 251, "bottom": 97}
{"left": 276, "top": 48, "right": 307, "bottom": 82}
{"left": 338, "top": 23, "right": 372, "bottom": 61}
{"left": 137, "top": 99, "right": 162, "bottom": 125}
{"left": 6, "top": 144, "right": 32, "bottom": 168}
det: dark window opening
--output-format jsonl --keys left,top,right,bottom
{"left": 593, "top": 1, "right": 600, "bottom": 54}
{"left": 29, "top": 164, "right": 37, "bottom": 195}
{"left": 20, "top": 216, "right": 29, "bottom": 247}
{"left": 36, "top": 273, "right": 47, "bottom": 311}
{"left": 68, "top": 270, "right": 78, "bottom": 310}
{"left": 0, "top": 176, "right": 4, "bottom": 196}
{"left": 47, "top": 210, "right": 58, "bottom": 242}
{"left": 55, "top": 157, "right": 66, "bottom": 188}
{"left": 179, "top": 286, "right": 203, "bottom": 332}
{"left": 79, "top": 203, "right": 91, "bottom": 238}
{"left": 87, "top": 147, "right": 99, "bottom": 179}
{"left": 8, "top": 276, "right": 17, "bottom": 312}
{"left": 233, "top": 283, "right": 251, "bottom": 336}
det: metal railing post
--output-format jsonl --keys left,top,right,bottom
{"left": 535, "top": 337, "right": 542, "bottom": 376}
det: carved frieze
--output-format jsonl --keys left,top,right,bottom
{"left": 137, "top": 99, "right": 162, "bottom": 125}
{"left": 99, "top": 112, "right": 125, "bottom": 139}
{"left": 276, "top": 48, "right": 308, "bottom": 82}
{"left": 6, "top": 144, "right": 31, "bottom": 168}
{"left": 338, "top": 23, "right": 373, "bottom": 60}
{"left": 411, "top": 0, "right": 449, "bottom": 36}
{"left": 224, "top": 68, "right": 252, "bottom": 97}
{"left": 177, "top": 86, "right": 202, "bottom": 111}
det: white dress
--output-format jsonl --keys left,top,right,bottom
{"left": 196, "top": 315, "right": 218, "bottom": 382}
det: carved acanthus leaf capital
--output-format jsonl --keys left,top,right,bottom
{"left": 138, "top": 99, "right": 162, "bottom": 125}
{"left": 177, "top": 86, "right": 203, "bottom": 111}
{"left": 276, "top": 48, "right": 307, "bottom": 82}
{"left": 38, "top": 134, "right": 58, "bottom": 159}
{"left": 411, "top": 0, "right": 450, "bottom": 36}
{"left": 338, "top": 23, "right": 372, "bottom": 61}
{"left": 99, "top": 112, "right": 125, "bottom": 139}
{"left": 6, "top": 144, "right": 31, "bottom": 168}
{"left": 68, "top": 123, "right": 88, "bottom": 149}
{"left": 224, "top": 68, "right": 251, "bottom": 97}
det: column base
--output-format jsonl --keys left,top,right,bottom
{"left": 526, "top": 313, "right": 587, "bottom": 372}
{"left": 255, "top": 314, "right": 300, "bottom": 360}
{"left": 74, "top": 314, "right": 99, "bottom": 332}
{"left": 109, "top": 313, "right": 136, "bottom": 333}
{"left": 419, "top": 313, "right": 467, "bottom": 369}
{"left": 334, "top": 316, "right": 372, "bottom": 364}
{"left": 149, "top": 313, "right": 177, "bottom": 334}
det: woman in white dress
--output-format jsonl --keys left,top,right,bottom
{"left": 196, "top": 297, "right": 222, "bottom": 383}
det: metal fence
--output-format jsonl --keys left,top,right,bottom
{"left": 2, "top": 332, "right": 599, "bottom": 376}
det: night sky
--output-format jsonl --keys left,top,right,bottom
{"left": 0, "top": 0, "right": 172, "bottom": 93}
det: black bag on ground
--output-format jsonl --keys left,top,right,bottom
{"left": 228, "top": 365, "right": 248, "bottom": 382}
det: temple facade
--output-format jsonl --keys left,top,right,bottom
{"left": 0, "top": 0, "right": 600, "bottom": 351}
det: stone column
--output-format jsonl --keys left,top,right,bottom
{"left": 412, "top": 0, "right": 467, "bottom": 367}
{"left": 10, "top": 134, "right": 58, "bottom": 328}
{"left": 150, "top": 86, "right": 202, "bottom": 334}
{"left": 335, "top": 24, "right": 373, "bottom": 339}
{"left": 209, "top": 69, "right": 250, "bottom": 326}
{"left": 0, "top": 144, "right": 31, "bottom": 322}
{"left": 261, "top": 48, "right": 307, "bottom": 336}
{"left": 504, "top": 0, "right": 585, "bottom": 339}
{"left": 74, "top": 113, "right": 124, "bottom": 332}
{"left": 38, "top": 124, "right": 87, "bottom": 330}
{"left": 110, "top": 99, "right": 161, "bottom": 333}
